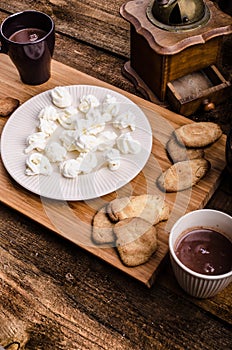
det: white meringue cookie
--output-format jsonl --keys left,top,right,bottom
{"left": 58, "top": 106, "right": 79, "bottom": 129}
{"left": 24, "top": 132, "right": 48, "bottom": 154}
{"left": 58, "top": 114, "right": 78, "bottom": 130}
{"left": 59, "top": 130, "right": 79, "bottom": 151}
{"left": 104, "top": 148, "right": 120, "bottom": 171}
{"left": 37, "top": 118, "right": 58, "bottom": 136}
{"left": 79, "top": 94, "right": 100, "bottom": 113}
{"left": 38, "top": 105, "right": 59, "bottom": 121}
{"left": 75, "top": 134, "right": 99, "bottom": 153}
{"left": 97, "top": 131, "right": 117, "bottom": 151}
{"left": 59, "top": 159, "right": 81, "bottom": 178}
{"left": 85, "top": 107, "right": 101, "bottom": 121}
{"left": 116, "top": 132, "right": 141, "bottom": 154}
{"left": 102, "top": 94, "right": 119, "bottom": 117}
{"left": 45, "top": 142, "right": 67, "bottom": 163}
{"left": 51, "top": 86, "right": 72, "bottom": 108}
{"left": 25, "top": 153, "right": 52, "bottom": 176}
{"left": 78, "top": 152, "right": 98, "bottom": 173}
{"left": 75, "top": 118, "right": 92, "bottom": 137}
{"left": 113, "top": 111, "right": 136, "bottom": 131}
{"left": 87, "top": 117, "right": 105, "bottom": 135}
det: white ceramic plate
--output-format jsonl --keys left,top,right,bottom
{"left": 1, "top": 85, "right": 152, "bottom": 200}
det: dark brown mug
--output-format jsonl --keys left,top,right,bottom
{"left": 0, "top": 10, "right": 55, "bottom": 85}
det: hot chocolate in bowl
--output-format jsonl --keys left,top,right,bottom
{"left": 175, "top": 227, "right": 232, "bottom": 276}
{"left": 169, "top": 209, "right": 232, "bottom": 298}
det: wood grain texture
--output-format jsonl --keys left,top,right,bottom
{"left": 0, "top": 4, "right": 231, "bottom": 131}
{"left": 0, "top": 55, "right": 227, "bottom": 287}
{"left": 1, "top": 205, "right": 232, "bottom": 349}
{"left": 0, "top": 0, "right": 130, "bottom": 56}
{"left": 0, "top": 1, "right": 231, "bottom": 349}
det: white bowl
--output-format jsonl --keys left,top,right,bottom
{"left": 169, "top": 209, "right": 232, "bottom": 298}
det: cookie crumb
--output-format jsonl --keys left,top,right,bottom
{"left": 0, "top": 96, "right": 20, "bottom": 117}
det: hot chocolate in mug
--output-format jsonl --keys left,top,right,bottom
{"left": 0, "top": 10, "right": 55, "bottom": 85}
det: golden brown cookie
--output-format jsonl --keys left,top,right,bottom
{"left": 107, "top": 194, "right": 169, "bottom": 225}
{"left": 157, "top": 158, "right": 211, "bottom": 192}
{"left": 107, "top": 196, "right": 133, "bottom": 222}
{"left": 0, "top": 97, "right": 19, "bottom": 117}
{"left": 91, "top": 205, "right": 115, "bottom": 245}
{"left": 174, "top": 122, "right": 222, "bottom": 148}
{"left": 114, "top": 217, "right": 158, "bottom": 267}
{"left": 166, "top": 135, "right": 205, "bottom": 163}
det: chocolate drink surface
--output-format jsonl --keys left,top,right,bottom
{"left": 9, "top": 28, "right": 46, "bottom": 43}
{"left": 175, "top": 227, "right": 232, "bottom": 275}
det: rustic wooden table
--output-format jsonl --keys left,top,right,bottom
{"left": 0, "top": 1, "right": 231, "bottom": 350}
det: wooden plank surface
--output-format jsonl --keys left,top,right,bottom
{"left": 0, "top": 55, "right": 226, "bottom": 287}
{"left": 0, "top": 0, "right": 130, "bottom": 57}
{"left": 0, "top": 2, "right": 231, "bottom": 349}
{"left": 0, "top": 2, "right": 231, "bottom": 132}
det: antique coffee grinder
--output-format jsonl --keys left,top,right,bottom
{"left": 120, "top": 0, "right": 232, "bottom": 115}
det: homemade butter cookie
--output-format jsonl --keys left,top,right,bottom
{"left": 157, "top": 158, "right": 211, "bottom": 192}
{"left": 0, "top": 96, "right": 19, "bottom": 117}
{"left": 166, "top": 135, "right": 205, "bottom": 163}
{"left": 91, "top": 205, "right": 115, "bottom": 245}
{"left": 114, "top": 217, "right": 158, "bottom": 267}
{"left": 107, "top": 194, "right": 169, "bottom": 225}
{"left": 174, "top": 122, "right": 222, "bottom": 148}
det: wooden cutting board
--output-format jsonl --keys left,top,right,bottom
{"left": 0, "top": 55, "right": 226, "bottom": 287}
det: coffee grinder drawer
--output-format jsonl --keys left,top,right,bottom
{"left": 166, "top": 65, "right": 231, "bottom": 116}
